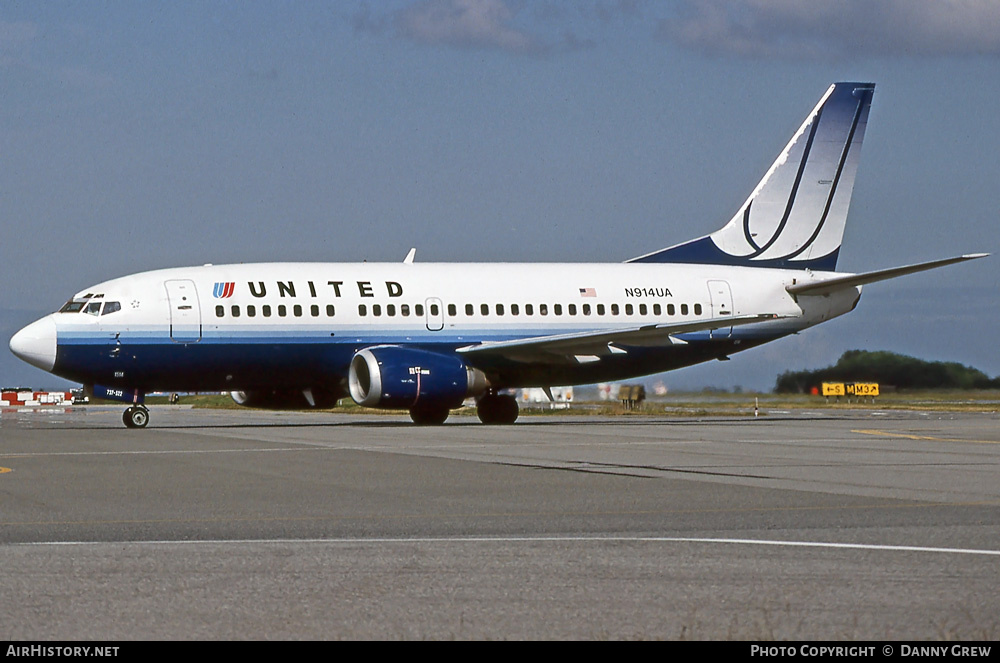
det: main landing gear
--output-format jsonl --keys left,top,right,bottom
{"left": 409, "top": 404, "right": 451, "bottom": 426}
{"left": 476, "top": 393, "right": 519, "bottom": 425}
{"left": 123, "top": 406, "right": 149, "bottom": 429}
{"left": 406, "top": 393, "right": 520, "bottom": 425}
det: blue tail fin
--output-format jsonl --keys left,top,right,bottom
{"left": 629, "top": 82, "right": 875, "bottom": 270}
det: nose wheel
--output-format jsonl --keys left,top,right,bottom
{"left": 123, "top": 406, "right": 150, "bottom": 429}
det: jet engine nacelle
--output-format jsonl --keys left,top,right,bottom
{"left": 230, "top": 387, "right": 341, "bottom": 410}
{"left": 348, "top": 346, "right": 488, "bottom": 410}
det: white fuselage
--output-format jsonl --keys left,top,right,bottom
{"left": 15, "top": 261, "right": 859, "bottom": 395}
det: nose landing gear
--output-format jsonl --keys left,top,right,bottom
{"left": 123, "top": 406, "right": 150, "bottom": 429}
{"left": 89, "top": 385, "right": 150, "bottom": 429}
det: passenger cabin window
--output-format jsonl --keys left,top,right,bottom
{"left": 466, "top": 304, "right": 474, "bottom": 316}
{"left": 511, "top": 304, "right": 519, "bottom": 316}
{"left": 216, "top": 305, "right": 224, "bottom": 318}
{"left": 694, "top": 303, "right": 702, "bottom": 315}
{"left": 247, "top": 305, "right": 256, "bottom": 317}
{"left": 680, "top": 304, "right": 688, "bottom": 315}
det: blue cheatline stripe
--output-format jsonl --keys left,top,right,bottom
{"left": 56, "top": 324, "right": 788, "bottom": 349}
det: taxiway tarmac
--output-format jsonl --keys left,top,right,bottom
{"left": 1, "top": 406, "right": 998, "bottom": 639}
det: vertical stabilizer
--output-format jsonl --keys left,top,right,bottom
{"left": 629, "top": 82, "right": 875, "bottom": 270}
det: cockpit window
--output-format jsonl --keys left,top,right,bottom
{"left": 59, "top": 300, "right": 87, "bottom": 313}
{"left": 58, "top": 295, "right": 121, "bottom": 316}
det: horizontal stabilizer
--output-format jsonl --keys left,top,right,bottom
{"left": 786, "top": 253, "right": 988, "bottom": 296}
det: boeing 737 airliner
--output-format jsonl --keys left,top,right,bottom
{"left": 9, "top": 83, "right": 987, "bottom": 427}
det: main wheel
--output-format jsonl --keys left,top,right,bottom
{"left": 409, "top": 405, "right": 450, "bottom": 426}
{"left": 123, "top": 406, "right": 149, "bottom": 429}
{"left": 477, "top": 394, "right": 519, "bottom": 424}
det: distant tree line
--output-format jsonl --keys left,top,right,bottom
{"left": 774, "top": 350, "right": 1000, "bottom": 393}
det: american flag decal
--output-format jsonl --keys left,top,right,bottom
{"left": 579, "top": 287, "right": 597, "bottom": 297}
{"left": 213, "top": 282, "right": 235, "bottom": 298}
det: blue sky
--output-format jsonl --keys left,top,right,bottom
{"left": 2, "top": 0, "right": 999, "bottom": 391}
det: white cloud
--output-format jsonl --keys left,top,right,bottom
{"left": 657, "top": 0, "right": 1000, "bottom": 58}
{"left": 394, "top": 0, "right": 538, "bottom": 53}
{"left": 350, "top": 0, "right": 601, "bottom": 55}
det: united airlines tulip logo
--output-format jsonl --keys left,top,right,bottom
{"left": 213, "top": 282, "right": 235, "bottom": 298}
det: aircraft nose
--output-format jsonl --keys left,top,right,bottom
{"left": 9, "top": 316, "right": 57, "bottom": 372}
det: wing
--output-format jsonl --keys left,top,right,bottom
{"left": 456, "top": 313, "right": 786, "bottom": 365}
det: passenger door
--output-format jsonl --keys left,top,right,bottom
{"left": 164, "top": 279, "right": 202, "bottom": 343}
